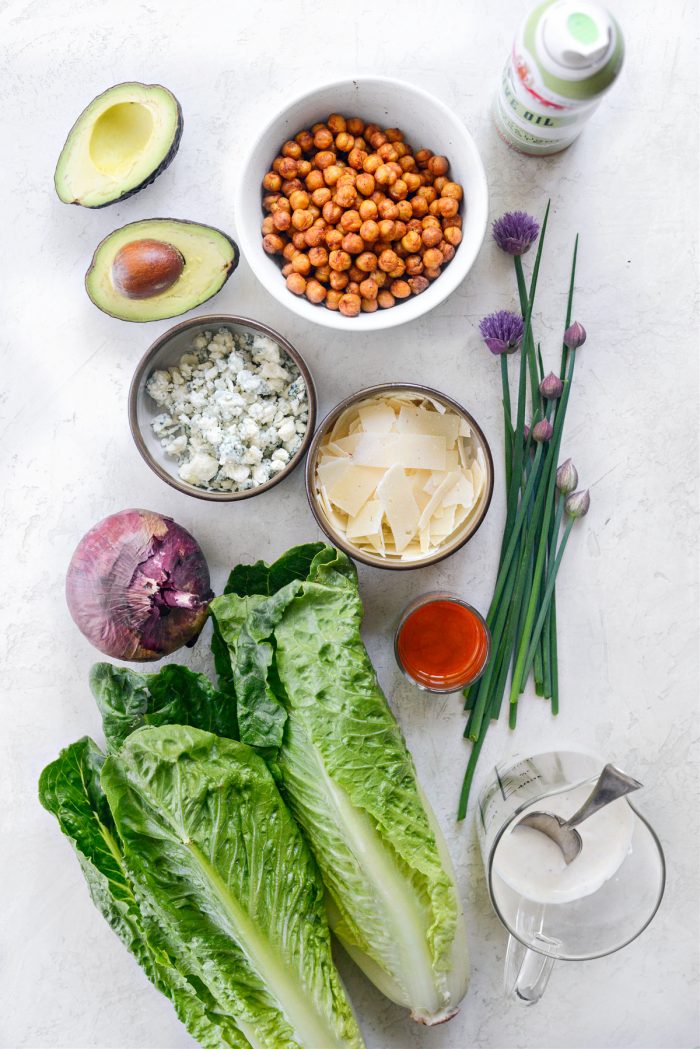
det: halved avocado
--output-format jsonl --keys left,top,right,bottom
{"left": 55, "top": 82, "right": 183, "bottom": 208}
{"left": 85, "top": 219, "right": 239, "bottom": 322}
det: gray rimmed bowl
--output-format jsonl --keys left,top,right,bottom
{"left": 129, "top": 314, "right": 317, "bottom": 501}
{"left": 305, "top": 383, "right": 494, "bottom": 570}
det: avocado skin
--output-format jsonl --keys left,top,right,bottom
{"left": 55, "top": 82, "right": 184, "bottom": 208}
{"left": 85, "top": 219, "right": 240, "bottom": 322}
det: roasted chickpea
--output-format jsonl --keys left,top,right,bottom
{"left": 282, "top": 241, "right": 298, "bottom": 261}
{"left": 329, "top": 270, "right": 349, "bottom": 291}
{"left": 314, "top": 264, "right": 331, "bottom": 283}
{"left": 292, "top": 230, "right": 307, "bottom": 250}
{"left": 444, "top": 214, "right": 463, "bottom": 229}
{"left": 325, "top": 289, "right": 342, "bottom": 310}
{"left": 378, "top": 249, "right": 399, "bottom": 272}
{"left": 314, "top": 127, "right": 334, "bottom": 150}
{"left": 340, "top": 209, "right": 362, "bottom": 233}
{"left": 325, "top": 228, "right": 344, "bottom": 250}
{"left": 405, "top": 255, "right": 424, "bottom": 276}
{"left": 394, "top": 220, "right": 407, "bottom": 239}
{"left": 363, "top": 153, "right": 382, "bottom": 174}
{"left": 377, "top": 290, "right": 395, "bottom": 308}
{"left": 390, "top": 279, "right": 411, "bottom": 299}
{"left": 263, "top": 192, "right": 281, "bottom": 211}
{"left": 359, "top": 276, "right": 378, "bottom": 300}
{"left": 336, "top": 170, "right": 357, "bottom": 187}
{"left": 278, "top": 157, "right": 298, "bottom": 179}
{"left": 291, "top": 253, "right": 311, "bottom": 276}
{"left": 335, "top": 131, "right": 355, "bottom": 152}
{"left": 440, "top": 243, "right": 456, "bottom": 262}
{"left": 291, "top": 209, "right": 314, "bottom": 232}
{"left": 295, "top": 129, "right": 314, "bottom": 152}
{"left": 281, "top": 262, "right": 293, "bottom": 277}
{"left": 399, "top": 154, "right": 417, "bottom": 172}
{"left": 409, "top": 275, "right": 430, "bottom": 295}
{"left": 296, "top": 159, "right": 312, "bottom": 178}
{"left": 286, "top": 273, "right": 306, "bottom": 295}
{"left": 261, "top": 215, "right": 275, "bottom": 235}
{"left": 376, "top": 199, "right": 398, "bottom": 221}
{"left": 423, "top": 265, "right": 442, "bottom": 280}
{"left": 282, "top": 139, "right": 302, "bottom": 159}
{"left": 388, "top": 258, "right": 406, "bottom": 279}
{"left": 263, "top": 233, "right": 285, "bottom": 254}
{"left": 282, "top": 178, "right": 304, "bottom": 197}
{"left": 415, "top": 147, "right": 433, "bottom": 168}
{"left": 348, "top": 266, "right": 364, "bottom": 283}
{"left": 305, "top": 278, "right": 327, "bottom": 304}
{"left": 334, "top": 184, "right": 357, "bottom": 208}
{"left": 272, "top": 210, "right": 291, "bottom": 232}
{"left": 401, "top": 230, "right": 422, "bottom": 254}
{"left": 348, "top": 147, "right": 368, "bottom": 170}
{"left": 422, "top": 247, "right": 444, "bottom": 269}
{"left": 323, "top": 164, "right": 343, "bottom": 186}
{"left": 272, "top": 156, "right": 284, "bottom": 174}
{"left": 403, "top": 172, "right": 422, "bottom": 193}
{"left": 378, "top": 219, "right": 396, "bottom": 241}
{"left": 288, "top": 189, "right": 309, "bottom": 211}
{"left": 338, "top": 292, "right": 361, "bottom": 317}
{"left": 314, "top": 150, "right": 336, "bottom": 170}
{"left": 377, "top": 142, "right": 399, "bottom": 163}
{"left": 375, "top": 163, "right": 397, "bottom": 186}
{"left": 329, "top": 249, "right": 352, "bottom": 272}
{"left": 359, "top": 199, "right": 378, "bottom": 221}
{"left": 421, "top": 225, "right": 443, "bottom": 248}
{"left": 368, "top": 130, "right": 387, "bottom": 149}
{"left": 304, "top": 224, "right": 326, "bottom": 248}
{"left": 361, "top": 296, "right": 378, "bottom": 312}
{"left": 437, "top": 196, "right": 459, "bottom": 219}
{"left": 346, "top": 117, "right": 365, "bottom": 135}
{"left": 356, "top": 251, "right": 378, "bottom": 273}
{"left": 355, "top": 172, "right": 375, "bottom": 197}
{"left": 327, "top": 113, "right": 347, "bottom": 134}
{"left": 308, "top": 245, "right": 329, "bottom": 267}
{"left": 385, "top": 127, "right": 404, "bottom": 143}
{"left": 396, "top": 199, "right": 413, "bottom": 221}
{"left": 443, "top": 225, "right": 462, "bottom": 246}
{"left": 342, "top": 233, "right": 365, "bottom": 255}
{"left": 389, "top": 178, "right": 408, "bottom": 201}
{"left": 428, "top": 154, "right": 449, "bottom": 176}
{"left": 311, "top": 186, "right": 332, "bottom": 207}
{"left": 305, "top": 169, "right": 325, "bottom": 191}
{"left": 433, "top": 175, "right": 448, "bottom": 193}
{"left": 359, "top": 219, "right": 379, "bottom": 243}
{"left": 374, "top": 270, "right": 387, "bottom": 287}
{"left": 347, "top": 281, "right": 360, "bottom": 295}
{"left": 417, "top": 185, "right": 438, "bottom": 205}
{"left": 322, "top": 201, "right": 343, "bottom": 225}
{"left": 410, "top": 196, "right": 429, "bottom": 218}
{"left": 262, "top": 171, "right": 282, "bottom": 192}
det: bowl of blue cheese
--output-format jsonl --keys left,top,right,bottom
{"left": 129, "top": 315, "right": 316, "bottom": 500}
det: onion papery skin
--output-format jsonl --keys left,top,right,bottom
{"left": 66, "top": 508, "right": 213, "bottom": 661}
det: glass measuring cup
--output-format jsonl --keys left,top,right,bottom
{"left": 476, "top": 751, "right": 665, "bottom": 1004}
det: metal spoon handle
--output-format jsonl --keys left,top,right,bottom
{"left": 565, "top": 764, "right": 643, "bottom": 830}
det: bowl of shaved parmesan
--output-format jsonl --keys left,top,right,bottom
{"left": 306, "top": 383, "right": 494, "bottom": 568}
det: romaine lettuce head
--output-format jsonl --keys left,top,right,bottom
{"left": 102, "top": 724, "right": 365, "bottom": 1049}
{"left": 210, "top": 546, "right": 470, "bottom": 1025}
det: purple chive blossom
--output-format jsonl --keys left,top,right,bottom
{"left": 565, "top": 489, "right": 591, "bottom": 518}
{"left": 564, "top": 321, "right": 587, "bottom": 350}
{"left": 532, "top": 418, "right": 554, "bottom": 443}
{"left": 556, "top": 458, "right": 578, "bottom": 495}
{"left": 540, "top": 372, "right": 564, "bottom": 400}
{"left": 492, "top": 211, "right": 540, "bottom": 255}
{"left": 479, "top": 310, "right": 524, "bottom": 355}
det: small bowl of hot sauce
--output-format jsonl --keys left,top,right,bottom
{"left": 395, "top": 592, "right": 491, "bottom": 693}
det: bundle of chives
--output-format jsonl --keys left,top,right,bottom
{"left": 457, "top": 207, "right": 590, "bottom": 821}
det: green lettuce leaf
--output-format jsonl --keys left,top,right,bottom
{"left": 211, "top": 546, "right": 470, "bottom": 1024}
{"left": 38, "top": 738, "right": 248, "bottom": 1048}
{"left": 102, "top": 725, "right": 365, "bottom": 1049}
{"left": 224, "top": 543, "right": 326, "bottom": 597}
{"left": 90, "top": 663, "right": 239, "bottom": 751}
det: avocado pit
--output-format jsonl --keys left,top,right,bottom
{"left": 112, "top": 239, "right": 185, "bottom": 299}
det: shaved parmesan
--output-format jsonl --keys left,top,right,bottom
{"left": 358, "top": 402, "right": 397, "bottom": 433}
{"left": 376, "top": 466, "right": 420, "bottom": 553}
{"left": 352, "top": 432, "right": 447, "bottom": 471}
{"left": 397, "top": 405, "right": 460, "bottom": 447}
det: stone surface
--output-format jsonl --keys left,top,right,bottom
{"left": 1, "top": 0, "right": 698, "bottom": 1047}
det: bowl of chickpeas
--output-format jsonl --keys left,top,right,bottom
{"left": 235, "top": 76, "right": 488, "bottom": 330}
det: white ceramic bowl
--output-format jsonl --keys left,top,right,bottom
{"left": 235, "top": 76, "right": 489, "bottom": 332}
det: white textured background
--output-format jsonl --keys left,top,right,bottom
{"left": 1, "top": 0, "right": 698, "bottom": 1047}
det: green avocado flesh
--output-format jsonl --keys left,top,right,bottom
{"left": 85, "top": 219, "right": 239, "bottom": 322}
{"left": 55, "top": 82, "right": 183, "bottom": 208}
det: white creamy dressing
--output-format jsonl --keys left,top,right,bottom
{"left": 493, "top": 783, "right": 635, "bottom": 905}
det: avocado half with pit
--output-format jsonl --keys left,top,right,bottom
{"left": 55, "top": 82, "right": 183, "bottom": 208}
{"left": 85, "top": 219, "right": 239, "bottom": 322}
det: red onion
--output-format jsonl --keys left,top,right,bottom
{"left": 66, "top": 509, "right": 213, "bottom": 662}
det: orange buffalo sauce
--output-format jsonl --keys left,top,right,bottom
{"left": 396, "top": 598, "right": 490, "bottom": 692}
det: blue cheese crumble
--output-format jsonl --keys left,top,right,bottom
{"left": 146, "top": 328, "right": 308, "bottom": 492}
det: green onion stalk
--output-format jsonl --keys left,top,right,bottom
{"left": 459, "top": 208, "right": 590, "bottom": 821}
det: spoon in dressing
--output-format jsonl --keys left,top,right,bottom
{"left": 518, "top": 764, "right": 643, "bottom": 865}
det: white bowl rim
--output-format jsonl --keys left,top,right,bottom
{"left": 235, "top": 74, "right": 489, "bottom": 332}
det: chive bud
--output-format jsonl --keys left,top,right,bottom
{"left": 556, "top": 458, "right": 578, "bottom": 495}
{"left": 539, "top": 372, "right": 564, "bottom": 400}
{"left": 564, "top": 321, "right": 587, "bottom": 350}
{"left": 532, "top": 418, "right": 554, "bottom": 443}
{"left": 565, "top": 488, "right": 591, "bottom": 518}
